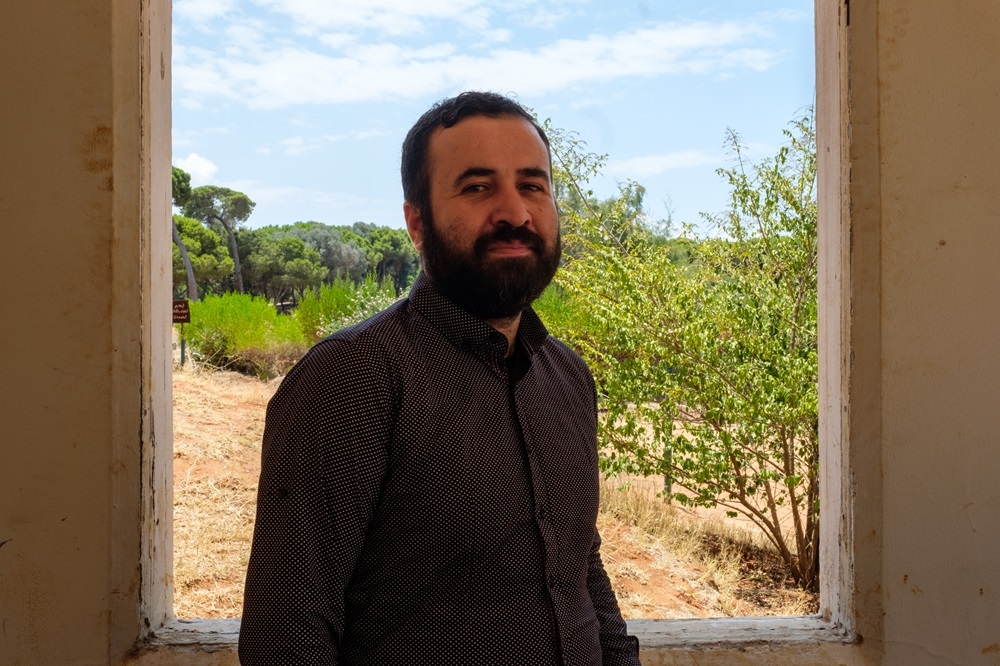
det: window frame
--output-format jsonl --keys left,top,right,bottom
{"left": 129, "top": 1, "right": 868, "bottom": 661}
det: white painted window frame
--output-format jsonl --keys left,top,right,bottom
{"left": 128, "top": 1, "right": 872, "bottom": 662}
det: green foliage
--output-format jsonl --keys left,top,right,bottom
{"left": 338, "top": 223, "right": 420, "bottom": 294}
{"left": 241, "top": 231, "right": 327, "bottom": 303}
{"left": 549, "top": 113, "right": 820, "bottom": 590}
{"left": 183, "top": 293, "right": 308, "bottom": 379}
{"left": 172, "top": 214, "right": 234, "bottom": 297}
{"left": 531, "top": 284, "right": 590, "bottom": 338}
{"left": 186, "top": 275, "right": 405, "bottom": 377}
{"left": 313, "top": 273, "right": 400, "bottom": 338}
{"left": 295, "top": 277, "right": 364, "bottom": 342}
{"left": 182, "top": 185, "right": 257, "bottom": 293}
{"left": 182, "top": 185, "right": 256, "bottom": 228}
{"left": 282, "top": 221, "right": 369, "bottom": 283}
{"left": 171, "top": 166, "right": 192, "bottom": 208}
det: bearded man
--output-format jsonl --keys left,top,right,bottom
{"left": 239, "top": 91, "right": 641, "bottom": 666}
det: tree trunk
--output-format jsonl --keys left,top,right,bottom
{"left": 213, "top": 214, "right": 244, "bottom": 293}
{"left": 172, "top": 219, "right": 199, "bottom": 300}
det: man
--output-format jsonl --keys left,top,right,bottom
{"left": 239, "top": 91, "right": 641, "bottom": 665}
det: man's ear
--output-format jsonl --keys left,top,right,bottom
{"left": 403, "top": 201, "right": 424, "bottom": 252}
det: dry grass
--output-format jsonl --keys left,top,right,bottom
{"left": 171, "top": 363, "right": 817, "bottom": 620}
{"left": 172, "top": 364, "right": 273, "bottom": 618}
{"left": 598, "top": 478, "right": 818, "bottom": 618}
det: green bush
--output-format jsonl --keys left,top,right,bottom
{"left": 314, "top": 273, "right": 400, "bottom": 338}
{"left": 532, "top": 284, "right": 591, "bottom": 342}
{"left": 182, "top": 292, "right": 308, "bottom": 379}
{"left": 295, "top": 277, "right": 359, "bottom": 342}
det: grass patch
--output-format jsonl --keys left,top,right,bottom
{"left": 598, "top": 477, "right": 818, "bottom": 617}
{"left": 182, "top": 292, "right": 308, "bottom": 379}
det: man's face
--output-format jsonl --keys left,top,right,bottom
{"left": 404, "top": 115, "right": 561, "bottom": 320}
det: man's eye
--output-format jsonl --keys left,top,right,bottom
{"left": 463, "top": 183, "right": 487, "bottom": 193}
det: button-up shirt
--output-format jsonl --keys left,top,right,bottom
{"left": 239, "top": 273, "right": 641, "bottom": 665}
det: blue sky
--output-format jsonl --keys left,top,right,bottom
{"left": 172, "top": 1, "right": 814, "bottom": 234}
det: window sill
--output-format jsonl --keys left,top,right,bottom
{"left": 127, "top": 616, "right": 863, "bottom": 665}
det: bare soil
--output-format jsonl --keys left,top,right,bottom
{"left": 172, "top": 363, "right": 816, "bottom": 620}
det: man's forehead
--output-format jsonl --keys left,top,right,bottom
{"left": 428, "top": 115, "right": 551, "bottom": 173}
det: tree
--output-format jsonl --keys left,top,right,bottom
{"left": 367, "top": 226, "right": 420, "bottom": 293}
{"left": 241, "top": 230, "right": 327, "bottom": 303}
{"left": 172, "top": 215, "right": 235, "bottom": 297}
{"left": 171, "top": 166, "right": 198, "bottom": 300}
{"left": 340, "top": 223, "right": 420, "bottom": 294}
{"left": 549, "top": 113, "right": 820, "bottom": 590}
{"left": 282, "top": 221, "right": 369, "bottom": 283}
{"left": 182, "top": 186, "right": 256, "bottom": 293}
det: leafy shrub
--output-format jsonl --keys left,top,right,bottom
{"left": 548, "top": 115, "right": 820, "bottom": 590}
{"left": 532, "top": 284, "right": 591, "bottom": 337}
{"left": 183, "top": 293, "right": 308, "bottom": 379}
{"left": 295, "top": 277, "right": 360, "bottom": 342}
{"left": 315, "top": 273, "right": 400, "bottom": 337}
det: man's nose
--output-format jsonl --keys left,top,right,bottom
{"left": 490, "top": 185, "right": 530, "bottom": 228}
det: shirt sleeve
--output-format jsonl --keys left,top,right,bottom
{"left": 587, "top": 530, "right": 643, "bottom": 665}
{"left": 238, "top": 337, "right": 395, "bottom": 665}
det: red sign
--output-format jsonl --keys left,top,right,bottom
{"left": 172, "top": 300, "right": 191, "bottom": 324}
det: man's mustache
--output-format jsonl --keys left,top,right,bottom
{"left": 473, "top": 225, "right": 547, "bottom": 257}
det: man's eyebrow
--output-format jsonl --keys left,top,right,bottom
{"left": 519, "top": 167, "right": 551, "bottom": 180}
{"left": 453, "top": 166, "right": 551, "bottom": 188}
{"left": 454, "top": 167, "right": 495, "bottom": 186}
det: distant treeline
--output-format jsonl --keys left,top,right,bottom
{"left": 171, "top": 167, "right": 419, "bottom": 303}
{"left": 172, "top": 216, "right": 418, "bottom": 304}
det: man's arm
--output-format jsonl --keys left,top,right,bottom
{"left": 587, "top": 530, "right": 642, "bottom": 665}
{"left": 238, "top": 338, "right": 394, "bottom": 664}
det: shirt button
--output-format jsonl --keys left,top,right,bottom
{"left": 547, "top": 575, "right": 557, "bottom": 589}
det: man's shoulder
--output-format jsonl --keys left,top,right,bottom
{"left": 317, "top": 297, "right": 411, "bottom": 352}
{"left": 281, "top": 298, "right": 414, "bottom": 387}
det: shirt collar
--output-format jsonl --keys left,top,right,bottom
{"left": 407, "top": 271, "right": 549, "bottom": 360}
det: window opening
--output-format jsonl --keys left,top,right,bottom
{"left": 168, "top": 0, "right": 824, "bottom": 628}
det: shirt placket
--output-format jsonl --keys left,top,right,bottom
{"left": 508, "top": 374, "right": 566, "bottom": 661}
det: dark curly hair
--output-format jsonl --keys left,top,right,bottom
{"left": 400, "top": 91, "right": 551, "bottom": 220}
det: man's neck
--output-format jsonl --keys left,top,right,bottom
{"left": 485, "top": 313, "right": 522, "bottom": 359}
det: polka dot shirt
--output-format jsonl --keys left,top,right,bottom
{"left": 239, "top": 272, "right": 641, "bottom": 665}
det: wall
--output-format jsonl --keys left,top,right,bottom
{"left": 0, "top": 0, "right": 172, "bottom": 663}
{"left": 876, "top": 1, "right": 1000, "bottom": 662}
{"left": 1, "top": 1, "right": 998, "bottom": 664}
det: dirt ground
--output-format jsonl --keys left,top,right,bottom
{"left": 171, "top": 362, "right": 814, "bottom": 620}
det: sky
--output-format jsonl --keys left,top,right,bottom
{"left": 172, "top": 1, "right": 815, "bottom": 234}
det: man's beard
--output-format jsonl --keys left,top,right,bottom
{"left": 420, "top": 212, "right": 561, "bottom": 320}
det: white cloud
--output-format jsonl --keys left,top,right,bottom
{"left": 280, "top": 136, "right": 317, "bottom": 155}
{"left": 219, "top": 180, "right": 378, "bottom": 224}
{"left": 172, "top": 126, "right": 232, "bottom": 149}
{"left": 174, "top": 0, "right": 237, "bottom": 23}
{"left": 175, "top": 153, "right": 220, "bottom": 185}
{"left": 252, "top": 0, "right": 493, "bottom": 35}
{"left": 318, "top": 32, "right": 358, "bottom": 50}
{"left": 483, "top": 29, "right": 512, "bottom": 44}
{"left": 173, "top": 19, "right": 780, "bottom": 110}
{"left": 568, "top": 97, "right": 607, "bottom": 110}
{"left": 277, "top": 129, "right": 391, "bottom": 155}
{"left": 610, "top": 150, "right": 721, "bottom": 178}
